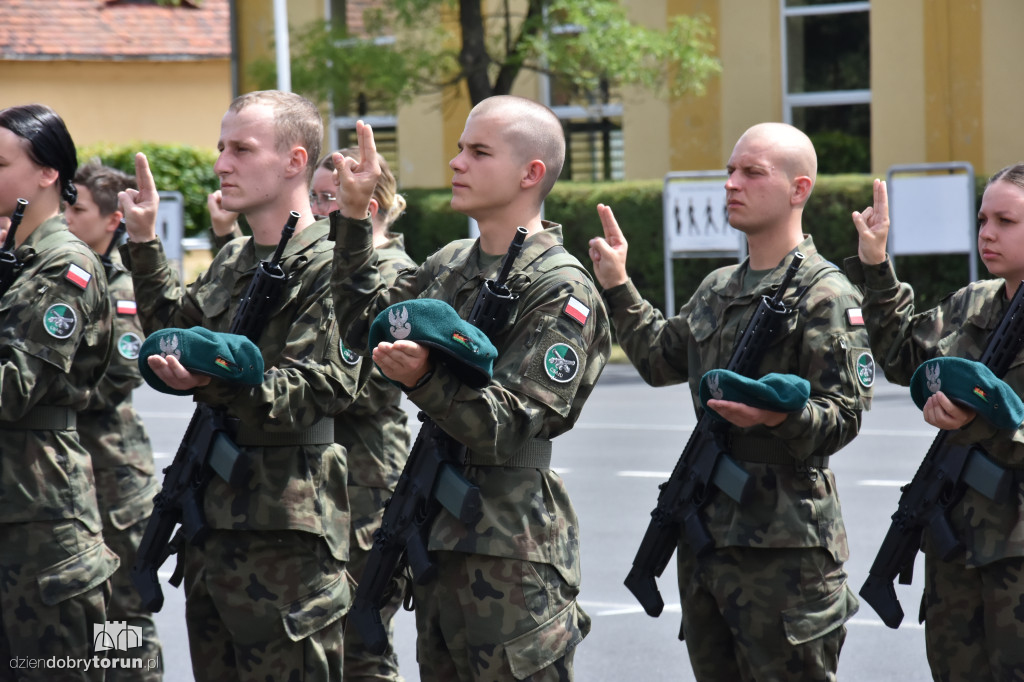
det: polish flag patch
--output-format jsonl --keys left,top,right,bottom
{"left": 65, "top": 263, "right": 92, "bottom": 290}
{"left": 563, "top": 296, "right": 590, "bottom": 326}
{"left": 846, "top": 307, "right": 865, "bottom": 326}
{"left": 116, "top": 300, "right": 137, "bottom": 316}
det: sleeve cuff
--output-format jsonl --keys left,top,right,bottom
{"left": 602, "top": 278, "right": 643, "bottom": 310}
{"left": 122, "top": 238, "right": 167, "bottom": 274}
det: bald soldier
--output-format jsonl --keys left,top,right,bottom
{"left": 589, "top": 122, "right": 874, "bottom": 681}
{"left": 330, "top": 95, "right": 611, "bottom": 681}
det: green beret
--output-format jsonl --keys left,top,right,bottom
{"left": 699, "top": 369, "right": 811, "bottom": 422}
{"left": 910, "top": 357, "right": 1024, "bottom": 430}
{"left": 368, "top": 298, "right": 498, "bottom": 389}
{"left": 138, "top": 326, "right": 265, "bottom": 396}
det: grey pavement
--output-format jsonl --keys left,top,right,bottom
{"left": 137, "top": 362, "right": 938, "bottom": 681}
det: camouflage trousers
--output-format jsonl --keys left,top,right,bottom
{"left": 181, "top": 528, "right": 351, "bottom": 682}
{"left": 412, "top": 551, "right": 590, "bottom": 682}
{"left": 94, "top": 465, "right": 162, "bottom": 682}
{"left": 0, "top": 520, "right": 119, "bottom": 682}
{"left": 344, "top": 538, "right": 407, "bottom": 681}
{"left": 921, "top": 542, "right": 1024, "bottom": 682}
{"left": 676, "top": 544, "right": 857, "bottom": 682}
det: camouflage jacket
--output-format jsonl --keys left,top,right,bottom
{"left": 0, "top": 216, "right": 112, "bottom": 529}
{"left": 607, "top": 236, "right": 873, "bottom": 561}
{"left": 848, "top": 257, "right": 1024, "bottom": 566}
{"left": 334, "top": 234, "right": 415, "bottom": 552}
{"left": 332, "top": 216, "right": 611, "bottom": 586}
{"left": 123, "top": 220, "right": 365, "bottom": 561}
{"left": 79, "top": 249, "right": 154, "bottom": 475}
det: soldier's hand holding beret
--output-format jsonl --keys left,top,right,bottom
{"left": 368, "top": 298, "right": 498, "bottom": 389}
{"left": 910, "top": 357, "right": 1024, "bottom": 430}
{"left": 138, "top": 327, "right": 265, "bottom": 396}
{"left": 699, "top": 369, "right": 811, "bottom": 423}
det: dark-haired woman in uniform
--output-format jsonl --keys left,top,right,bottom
{"left": 0, "top": 104, "right": 118, "bottom": 681}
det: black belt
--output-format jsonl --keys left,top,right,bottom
{"left": 0, "top": 406, "right": 76, "bottom": 431}
{"left": 728, "top": 434, "right": 829, "bottom": 468}
{"left": 233, "top": 417, "right": 335, "bottom": 446}
{"left": 472, "top": 439, "right": 553, "bottom": 469}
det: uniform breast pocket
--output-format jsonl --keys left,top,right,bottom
{"left": 689, "top": 296, "right": 721, "bottom": 360}
{"left": 194, "top": 280, "right": 230, "bottom": 324}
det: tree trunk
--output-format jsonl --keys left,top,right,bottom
{"left": 459, "top": 0, "right": 493, "bottom": 105}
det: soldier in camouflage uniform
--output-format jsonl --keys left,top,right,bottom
{"left": 850, "top": 169, "right": 1024, "bottom": 681}
{"left": 118, "top": 91, "right": 366, "bottom": 682}
{"left": 330, "top": 96, "right": 611, "bottom": 681}
{"left": 0, "top": 104, "right": 119, "bottom": 681}
{"left": 66, "top": 159, "right": 164, "bottom": 681}
{"left": 589, "top": 122, "right": 873, "bottom": 682}
{"left": 316, "top": 148, "right": 415, "bottom": 682}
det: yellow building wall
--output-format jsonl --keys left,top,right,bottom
{"left": 870, "top": 0, "right": 926, "bottom": 175}
{"left": 227, "top": 0, "right": 1024, "bottom": 188}
{"left": 665, "top": 0, "right": 722, "bottom": 173}
{"left": 236, "top": 0, "right": 324, "bottom": 95}
{"left": 924, "top": 0, "right": 983, "bottom": 170}
{"left": 0, "top": 60, "right": 230, "bottom": 149}
{"left": 981, "top": 0, "right": 1024, "bottom": 177}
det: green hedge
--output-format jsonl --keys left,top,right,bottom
{"left": 399, "top": 175, "right": 986, "bottom": 312}
{"left": 77, "top": 142, "right": 220, "bottom": 238}
{"left": 73, "top": 141, "right": 985, "bottom": 312}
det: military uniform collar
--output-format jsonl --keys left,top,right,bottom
{"left": 488, "top": 220, "right": 563, "bottom": 272}
{"left": 377, "top": 232, "right": 406, "bottom": 252}
{"left": 234, "top": 218, "right": 329, "bottom": 270}
{"left": 715, "top": 234, "right": 818, "bottom": 298}
{"left": 969, "top": 278, "right": 1014, "bottom": 331}
{"left": 17, "top": 215, "right": 68, "bottom": 254}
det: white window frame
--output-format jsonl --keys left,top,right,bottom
{"left": 780, "top": 1, "right": 871, "bottom": 125}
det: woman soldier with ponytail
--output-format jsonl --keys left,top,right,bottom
{"left": 0, "top": 104, "right": 118, "bottom": 682}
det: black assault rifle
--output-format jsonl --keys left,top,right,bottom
{"left": 100, "top": 218, "right": 127, "bottom": 281}
{"left": 859, "top": 279, "right": 1024, "bottom": 629}
{"left": 348, "top": 226, "right": 528, "bottom": 655}
{"left": 0, "top": 198, "right": 29, "bottom": 300}
{"left": 131, "top": 211, "right": 300, "bottom": 612}
{"left": 624, "top": 252, "right": 806, "bottom": 618}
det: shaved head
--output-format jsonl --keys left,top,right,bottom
{"left": 468, "top": 95, "right": 566, "bottom": 197}
{"left": 736, "top": 122, "right": 817, "bottom": 188}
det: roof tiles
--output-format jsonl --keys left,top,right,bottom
{"left": 0, "top": 0, "right": 231, "bottom": 60}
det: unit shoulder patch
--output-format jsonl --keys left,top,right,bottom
{"left": 43, "top": 303, "right": 78, "bottom": 339}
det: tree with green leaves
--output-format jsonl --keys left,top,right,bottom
{"left": 252, "top": 0, "right": 720, "bottom": 110}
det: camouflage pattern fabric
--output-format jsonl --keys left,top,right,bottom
{"left": 122, "top": 220, "right": 365, "bottom": 679}
{"left": 847, "top": 257, "right": 1024, "bottom": 677}
{"left": 0, "top": 522, "right": 117, "bottom": 682}
{"left": 412, "top": 551, "right": 587, "bottom": 682}
{"left": 80, "top": 249, "right": 162, "bottom": 680}
{"left": 336, "top": 235, "right": 415, "bottom": 681}
{"left": 605, "top": 236, "right": 871, "bottom": 675}
{"left": 920, "top": 540, "right": 1024, "bottom": 682}
{"left": 676, "top": 545, "right": 854, "bottom": 682}
{"left": 331, "top": 216, "right": 611, "bottom": 679}
{"left": 0, "top": 217, "right": 119, "bottom": 672}
{"left": 180, "top": 529, "right": 349, "bottom": 682}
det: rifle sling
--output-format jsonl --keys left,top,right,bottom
{"left": 0, "top": 405, "right": 76, "bottom": 431}
{"left": 471, "top": 438, "right": 553, "bottom": 469}
{"left": 728, "top": 434, "right": 829, "bottom": 468}
{"left": 232, "top": 416, "right": 335, "bottom": 446}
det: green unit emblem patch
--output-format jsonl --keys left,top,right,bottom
{"left": 43, "top": 303, "right": 77, "bottom": 339}
{"left": 544, "top": 343, "right": 579, "bottom": 383}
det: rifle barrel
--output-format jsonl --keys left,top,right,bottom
{"left": 494, "top": 227, "right": 527, "bottom": 288}
{"left": 269, "top": 211, "right": 300, "bottom": 266}
{"left": 3, "top": 198, "right": 28, "bottom": 251}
